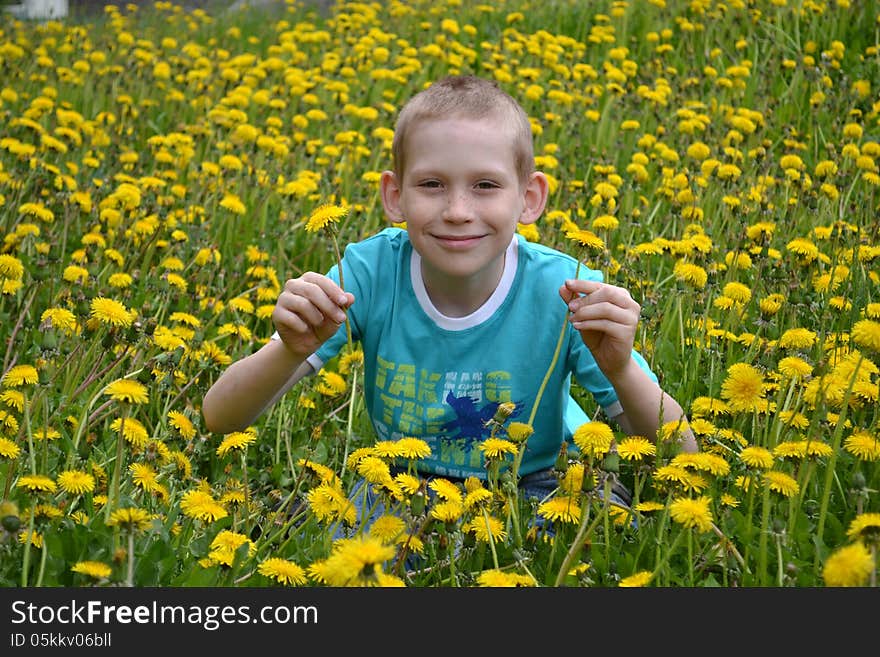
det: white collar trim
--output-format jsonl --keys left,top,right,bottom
{"left": 410, "top": 236, "right": 518, "bottom": 331}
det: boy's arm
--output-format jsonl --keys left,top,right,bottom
{"left": 202, "top": 341, "right": 313, "bottom": 434}
{"left": 605, "top": 359, "right": 698, "bottom": 453}
{"left": 202, "top": 272, "right": 353, "bottom": 434}
{"left": 561, "top": 278, "right": 697, "bottom": 453}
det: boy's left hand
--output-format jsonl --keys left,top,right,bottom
{"left": 559, "top": 279, "right": 640, "bottom": 378}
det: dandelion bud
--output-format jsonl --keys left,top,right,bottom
{"left": 851, "top": 472, "right": 866, "bottom": 489}
{"left": 507, "top": 422, "right": 534, "bottom": 444}
{"left": 554, "top": 441, "right": 570, "bottom": 472}
{"left": 601, "top": 452, "right": 620, "bottom": 474}
{"left": 143, "top": 318, "right": 157, "bottom": 336}
{"left": 410, "top": 491, "right": 426, "bottom": 515}
{"left": 492, "top": 402, "right": 516, "bottom": 424}
{"left": 1, "top": 501, "right": 20, "bottom": 533}
{"left": 39, "top": 329, "right": 57, "bottom": 351}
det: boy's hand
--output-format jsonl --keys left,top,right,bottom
{"left": 559, "top": 279, "right": 639, "bottom": 378}
{"left": 272, "top": 272, "right": 354, "bottom": 358}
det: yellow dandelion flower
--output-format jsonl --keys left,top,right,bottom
{"left": 619, "top": 571, "right": 653, "bottom": 587}
{"left": 763, "top": 470, "right": 800, "bottom": 497}
{"left": 16, "top": 474, "right": 57, "bottom": 493}
{"left": 668, "top": 496, "right": 713, "bottom": 532}
{"left": 305, "top": 203, "right": 348, "bottom": 233}
{"left": 216, "top": 430, "right": 256, "bottom": 457}
{"left": 478, "top": 438, "right": 518, "bottom": 460}
{"left": 180, "top": 489, "right": 228, "bottom": 523}
{"left": 107, "top": 507, "right": 152, "bottom": 532}
{"left": 0, "top": 437, "right": 21, "bottom": 459}
{"left": 90, "top": 297, "right": 134, "bottom": 328}
{"left": 57, "top": 470, "right": 95, "bottom": 495}
{"left": 104, "top": 378, "right": 149, "bottom": 404}
{"left": 258, "top": 558, "right": 308, "bottom": 586}
{"left": 822, "top": 542, "right": 874, "bottom": 587}
{"left": 617, "top": 436, "right": 656, "bottom": 461}
{"left": 537, "top": 496, "right": 581, "bottom": 524}
{"left": 572, "top": 421, "right": 615, "bottom": 457}
{"left": 71, "top": 561, "right": 112, "bottom": 579}
{"left": 843, "top": 430, "right": 880, "bottom": 461}
{"left": 2, "top": 364, "right": 38, "bottom": 387}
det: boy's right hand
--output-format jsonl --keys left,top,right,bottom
{"left": 271, "top": 272, "right": 354, "bottom": 358}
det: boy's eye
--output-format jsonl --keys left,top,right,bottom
{"left": 419, "top": 180, "right": 442, "bottom": 189}
{"left": 475, "top": 181, "right": 499, "bottom": 190}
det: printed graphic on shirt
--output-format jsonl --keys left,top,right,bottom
{"left": 371, "top": 357, "right": 527, "bottom": 476}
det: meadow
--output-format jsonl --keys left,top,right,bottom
{"left": 0, "top": 0, "right": 878, "bottom": 587}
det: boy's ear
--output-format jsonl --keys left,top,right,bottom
{"left": 518, "top": 171, "right": 549, "bottom": 226}
{"left": 380, "top": 170, "right": 404, "bottom": 223}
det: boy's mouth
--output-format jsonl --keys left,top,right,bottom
{"left": 433, "top": 234, "right": 484, "bottom": 249}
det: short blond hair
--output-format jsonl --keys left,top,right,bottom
{"left": 391, "top": 75, "right": 535, "bottom": 184}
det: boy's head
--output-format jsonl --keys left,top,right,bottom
{"left": 391, "top": 75, "right": 535, "bottom": 185}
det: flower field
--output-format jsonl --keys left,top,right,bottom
{"left": 1, "top": 0, "right": 879, "bottom": 587}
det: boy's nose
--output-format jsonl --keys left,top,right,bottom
{"left": 443, "top": 191, "right": 474, "bottom": 222}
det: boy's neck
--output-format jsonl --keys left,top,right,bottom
{"left": 419, "top": 253, "right": 508, "bottom": 318}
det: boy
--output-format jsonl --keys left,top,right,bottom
{"left": 202, "top": 75, "right": 697, "bottom": 493}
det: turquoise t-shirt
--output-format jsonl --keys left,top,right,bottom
{"left": 306, "top": 227, "right": 657, "bottom": 479}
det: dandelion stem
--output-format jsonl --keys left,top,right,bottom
{"left": 126, "top": 530, "right": 135, "bottom": 587}
{"left": 813, "top": 353, "right": 862, "bottom": 576}
{"left": 554, "top": 493, "right": 600, "bottom": 587}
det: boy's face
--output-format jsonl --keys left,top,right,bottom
{"left": 381, "top": 116, "right": 547, "bottom": 296}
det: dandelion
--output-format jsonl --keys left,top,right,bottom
{"left": 305, "top": 203, "right": 348, "bottom": 233}
{"left": 619, "top": 571, "right": 653, "bottom": 587}
{"left": 71, "top": 561, "right": 112, "bottom": 579}
{"left": 479, "top": 438, "right": 518, "bottom": 460}
{"left": 258, "top": 558, "right": 308, "bottom": 586}
{"left": 673, "top": 261, "right": 708, "bottom": 289}
{"left": 219, "top": 193, "right": 246, "bottom": 215}
{"left": 851, "top": 319, "right": 880, "bottom": 352}
{"left": 0, "top": 437, "right": 21, "bottom": 459}
{"left": 565, "top": 227, "right": 605, "bottom": 250}
{"left": 430, "top": 500, "right": 464, "bottom": 524}
{"left": 763, "top": 470, "right": 800, "bottom": 498}
{"left": 846, "top": 513, "right": 880, "bottom": 542}
{"left": 720, "top": 363, "right": 765, "bottom": 412}
{"left": 57, "top": 470, "right": 96, "bottom": 495}
{"left": 617, "top": 436, "right": 656, "bottom": 461}
{"left": 668, "top": 496, "right": 713, "bottom": 532}
{"left": 180, "top": 489, "right": 228, "bottom": 523}
{"left": 312, "top": 535, "right": 396, "bottom": 586}
{"left": 104, "top": 378, "right": 149, "bottom": 404}
{"left": 216, "top": 430, "right": 256, "bottom": 457}
{"left": 369, "top": 515, "right": 406, "bottom": 543}
{"left": 315, "top": 370, "right": 347, "bottom": 397}
{"left": 428, "top": 478, "right": 463, "bottom": 503}
{"left": 465, "top": 515, "right": 507, "bottom": 543}
{"left": 167, "top": 411, "right": 196, "bottom": 440}
{"left": 110, "top": 417, "right": 149, "bottom": 448}
{"left": 356, "top": 456, "right": 392, "bottom": 484}
{"left": 843, "top": 430, "right": 880, "bottom": 461}
{"left": 778, "top": 328, "right": 817, "bottom": 350}
{"left": 507, "top": 422, "right": 534, "bottom": 443}
{"left": 40, "top": 308, "right": 78, "bottom": 334}
{"left": 90, "top": 297, "right": 134, "bottom": 328}
{"left": 2, "top": 365, "right": 38, "bottom": 387}
{"left": 16, "top": 475, "right": 56, "bottom": 493}
{"left": 739, "top": 446, "right": 774, "bottom": 470}
{"left": 572, "top": 421, "right": 615, "bottom": 457}
{"left": 107, "top": 507, "right": 152, "bottom": 532}
{"left": 822, "top": 542, "right": 874, "bottom": 587}
{"left": 537, "top": 496, "right": 581, "bottom": 524}
{"left": 393, "top": 437, "right": 431, "bottom": 460}
{"left": 476, "top": 569, "right": 535, "bottom": 587}
{"left": 207, "top": 530, "right": 256, "bottom": 567}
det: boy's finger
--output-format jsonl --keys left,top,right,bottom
{"left": 564, "top": 279, "right": 602, "bottom": 296}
